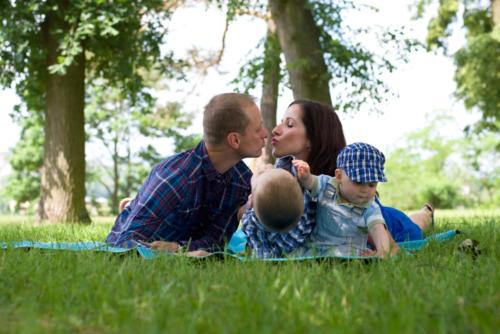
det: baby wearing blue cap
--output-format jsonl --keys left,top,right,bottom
{"left": 292, "top": 142, "right": 398, "bottom": 258}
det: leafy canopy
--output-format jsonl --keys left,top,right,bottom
{"left": 416, "top": 0, "right": 500, "bottom": 135}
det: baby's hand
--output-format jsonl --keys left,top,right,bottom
{"left": 292, "top": 159, "right": 313, "bottom": 188}
{"left": 292, "top": 159, "right": 310, "bottom": 180}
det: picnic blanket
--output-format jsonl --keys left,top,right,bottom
{"left": 0, "top": 229, "right": 459, "bottom": 261}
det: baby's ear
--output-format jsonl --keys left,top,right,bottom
{"left": 334, "top": 168, "right": 342, "bottom": 181}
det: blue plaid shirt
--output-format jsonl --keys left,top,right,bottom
{"left": 241, "top": 156, "right": 317, "bottom": 258}
{"left": 106, "top": 141, "right": 252, "bottom": 251}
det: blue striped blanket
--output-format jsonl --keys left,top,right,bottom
{"left": 0, "top": 229, "right": 459, "bottom": 261}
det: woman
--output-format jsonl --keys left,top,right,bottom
{"left": 242, "top": 99, "right": 433, "bottom": 258}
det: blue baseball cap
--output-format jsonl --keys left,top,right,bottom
{"left": 336, "top": 142, "right": 387, "bottom": 183}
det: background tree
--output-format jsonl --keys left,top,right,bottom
{"left": 416, "top": 0, "right": 500, "bottom": 136}
{"left": 268, "top": 0, "right": 332, "bottom": 104}
{"left": 3, "top": 111, "right": 43, "bottom": 210}
{"left": 379, "top": 110, "right": 499, "bottom": 209}
{"left": 461, "top": 129, "right": 500, "bottom": 207}
{"left": 259, "top": 21, "right": 281, "bottom": 165}
{"left": 230, "top": 0, "right": 417, "bottom": 163}
{"left": 380, "top": 112, "right": 465, "bottom": 209}
{"left": 0, "top": 0, "right": 180, "bottom": 222}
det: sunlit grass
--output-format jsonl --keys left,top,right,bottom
{"left": 0, "top": 211, "right": 498, "bottom": 333}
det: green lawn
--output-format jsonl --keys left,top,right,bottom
{"left": 0, "top": 211, "right": 498, "bottom": 333}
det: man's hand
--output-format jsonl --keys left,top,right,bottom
{"left": 292, "top": 159, "right": 314, "bottom": 189}
{"left": 144, "top": 241, "right": 180, "bottom": 252}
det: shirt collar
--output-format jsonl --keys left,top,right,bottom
{"left": 198, "top": 141, "right": 234, "bottom": 183}
{"left": 276, "top": 155, "right": 298, "bottom": 176}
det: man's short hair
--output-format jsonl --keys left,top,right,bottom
{"left": 203, "top": 93, "right": 256, "bottom": 145}
{"left": 253, "top": 169, "right": 304, "bottom": 233}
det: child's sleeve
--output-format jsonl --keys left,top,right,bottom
{"left": 309, "top": 174, "right": 334, "bottom": 199}
{"left": 365, "top": 203, "right": 386, "bottom": 231}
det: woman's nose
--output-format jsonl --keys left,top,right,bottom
{"left": 272, "top": 124, "right": 281, "bottom": 136}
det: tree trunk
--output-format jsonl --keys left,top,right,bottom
{"left": 38, "top": 6, "right": 90, "bottom": 223}
{"left": 259, "top": 19, "right": 281, "bottom": 165}
{"left": 268, "top": 0, "right": 332, "bottom": 105}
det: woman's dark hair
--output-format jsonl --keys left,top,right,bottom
{"left": 289, "top": 100, "right": 347, "bottom": 176}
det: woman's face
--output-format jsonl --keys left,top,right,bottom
{"left": 271, "top": 104, "right": 310, "bottom": 161}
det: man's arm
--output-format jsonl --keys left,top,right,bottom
{"left": 110, "top": 169, "right": 184, "bottom": 247}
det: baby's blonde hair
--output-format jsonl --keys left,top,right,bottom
{"left": 253, "top": 169, "right": 304, "bottom": 232}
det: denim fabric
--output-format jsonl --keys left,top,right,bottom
{"left": 297, "top": 175, "right": 385, "bottom": 257}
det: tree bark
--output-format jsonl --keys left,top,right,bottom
{"left": 259, "top": 19, "right": 281, "bottom": 165}
{"left": 38, "top": 5, "right": 90, "bottom": 223}
{"left": 268, "top": 0, "right": 331, "bottom": 105}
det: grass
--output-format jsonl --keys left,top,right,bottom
{"left": 0, "top": 211, "right": 498, "bottom": 333}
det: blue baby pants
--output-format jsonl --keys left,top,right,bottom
{"left": 376, "top": 198, "right": 424, "bottom": 242}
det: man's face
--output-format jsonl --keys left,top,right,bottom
{"left": 237, "top": 104, "right": 268, "bottom": 158}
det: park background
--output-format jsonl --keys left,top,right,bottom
{"left": 0, "top": 1, "right": 498, "bottom": 333}
{"left": 0, "top": 0, "right": 498, "bottom": 220}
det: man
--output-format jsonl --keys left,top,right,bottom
{"left": 106, "top": 93, "right": 268, "bottom": 251}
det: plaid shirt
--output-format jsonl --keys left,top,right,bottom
{"left": 241, "top": 156, "right": 317, "bottom": 258}
{"left": 106, "top": 141, "right": 251, "bottom": 251}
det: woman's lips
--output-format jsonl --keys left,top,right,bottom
{"left": 271, "top": 138, "right": 278, "bottom": 145}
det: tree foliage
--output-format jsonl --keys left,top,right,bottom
{"left": 416, "top": 0, "right": 500, "bottom": 135}
{"left": 3, "top": 110, "right": 43, "bottom": 207}
{"left": 379, "top": 111, "right": 499, "bottom": 209}
{"left": 0, "top": 0, "right": 181, "bottom": 103}
{"left": 380, "top": 113, "right": 463, "bottom": 209}
{"left": 230, "top": 0, "right": 418, "bottom": 114}
{"left": 0, "top": 0, "right": 189, "bottom": 217}
{"left": 85, "top": 78, "right": 200, "bottom": 214}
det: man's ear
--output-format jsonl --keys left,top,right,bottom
{"left": 227, "top": 132, "right": 240, "bottom": 149}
